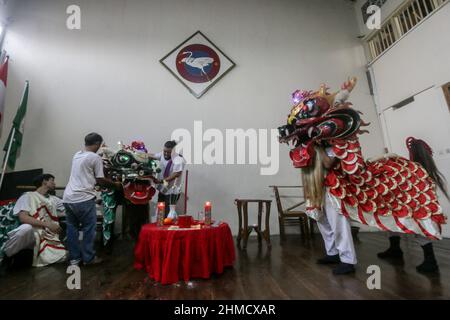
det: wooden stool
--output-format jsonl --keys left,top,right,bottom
{"left": 235, "top": 199, "right": 272, "bottom": 249}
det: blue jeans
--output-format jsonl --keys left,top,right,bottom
{"left": 64, "top": 199, "right": 97, "bottom": 264}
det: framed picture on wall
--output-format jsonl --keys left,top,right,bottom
{"left": 160, "top": 31, "right": 235, "bottom": 98}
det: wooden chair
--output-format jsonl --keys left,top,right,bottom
{"left": 235, "top": 199, "right": 272, "bottom": 250}
{"left": 269, "top": 185, "right": 314, "bottom": 239}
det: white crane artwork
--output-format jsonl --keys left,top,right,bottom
{"left": 180, "top": 51, "right": 215, "bottom": 81}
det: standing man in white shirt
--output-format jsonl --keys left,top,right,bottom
{"left": 63, "top": 133, "right": 121, "bottom": 266}
{"left": 149, "top": 140, "right": 186, "bottom": 216}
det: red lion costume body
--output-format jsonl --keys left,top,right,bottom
{"left": 278, "top": 78, "right": 446, "bottom": 240}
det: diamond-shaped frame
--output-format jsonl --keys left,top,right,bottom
{"left": 160, "top": 31, "right": 235, "bottom": 98}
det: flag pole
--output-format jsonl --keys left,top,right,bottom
{"left": 0, "top": 126, "right": 15, "bottom": 192}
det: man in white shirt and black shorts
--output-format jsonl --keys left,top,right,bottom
{"left": 63, "top": 133, "right": 121, "bottom": 266}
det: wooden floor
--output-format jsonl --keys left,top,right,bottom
{"left": 1, "top": 232, "right": 450, "bottom": 300}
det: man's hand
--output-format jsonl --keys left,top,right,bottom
{"left": 96, "top": 177, "right": 123, "bottom": 190}
{"left": 46, "top": 221, "right": 63, "bottom": 234}
{"left": 19, "top": 212, "right": 62, "bottom": 233}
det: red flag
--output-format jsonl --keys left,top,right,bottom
{"left": 0, "top": 55, "right": 9, "bottom": 124}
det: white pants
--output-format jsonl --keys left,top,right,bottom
{"left": 387, "top": 232, "right": 431, "bottom": 247}
{"left": 3, "top": 224, "right": 35, "bottom": 257}
{"left": 316, "top": 194, "right": 357, "bottom": 265}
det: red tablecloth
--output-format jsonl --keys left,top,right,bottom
{"left": 134, "top": 223, "right": 236, "bottom": 285}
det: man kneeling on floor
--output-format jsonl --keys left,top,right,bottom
{"left": 3, "top": 174, "right": 67, "bottom": 269}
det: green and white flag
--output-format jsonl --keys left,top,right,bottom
{"left": 3, "top": 81, "right": 29, "bottom": 170}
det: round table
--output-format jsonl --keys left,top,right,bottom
{"left": 134, "top": 222, "right": 236, "bottom": 285}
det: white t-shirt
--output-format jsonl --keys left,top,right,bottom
{"left": 14, "top": 192, "right": 65, "bottom": 216}
{"left": 155, "top": 152, "right": 186, "bottom": 195}
{"left": 63, "top": 150, "right": 105, "bottom": 203}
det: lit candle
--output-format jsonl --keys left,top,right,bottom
{"left": 157, "top": 202, "right": 165, "bottom": 227}
{"left": 204, "top": 201, "right": 212, "bottom": 225}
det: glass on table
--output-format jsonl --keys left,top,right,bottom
{"left": 197, "top": 211, "right": 205, "bottom": 222}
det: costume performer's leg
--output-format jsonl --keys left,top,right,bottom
{"left": 1, "top": 224, "right": 35, "bottom": 273}
{"left": 378, "top": 232, "right": 403, "bottom": 259}
{"left": 124, "top": 203, "right": 149, "bottom": 240}
{"left": 3, "top": 224, "right": 35, "bottom": 257}
{"left": 316, "top": 211, "right": 341, "bottom": 265}
{"left": 317, "top": 195, "right": 357, "bottom": 265}
{"left": 415, "top": 235, "right": 438, "bottom": 273}
{"left": 316, "top": 210, "right": 339, "bottom": 257}
{"left": 322, "top": 193, "right": 357, "bottom": 265}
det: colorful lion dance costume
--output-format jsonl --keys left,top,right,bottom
{"left": 99, "top": 141, "right": 160, "bottom": 245}
{"left": 100, "top": 141, "right": 160, "bottom": 205}
{"left": 278, "top": 78, "right": 446, "bottom": 240}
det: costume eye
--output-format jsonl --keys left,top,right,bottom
{"left": 113, "top": 151, "right": 134, "bottom": 167}
{"left": 119, "top": 155, "right": 130, "bottom": 163}
{"left": 306, "top": 100, "right": 315, "bottom": 112}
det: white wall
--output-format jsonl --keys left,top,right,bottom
{"left": 0, "top": 0, "right": 384, "bottom": 235}
{"left": 0, "top": 0, "right": 17, "bottom": 56}
{"left": 369, "top": 2, "right": 450, "bottom": 237}
{"left": 0, "top": 0, "right": 17, "bottom": 27}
